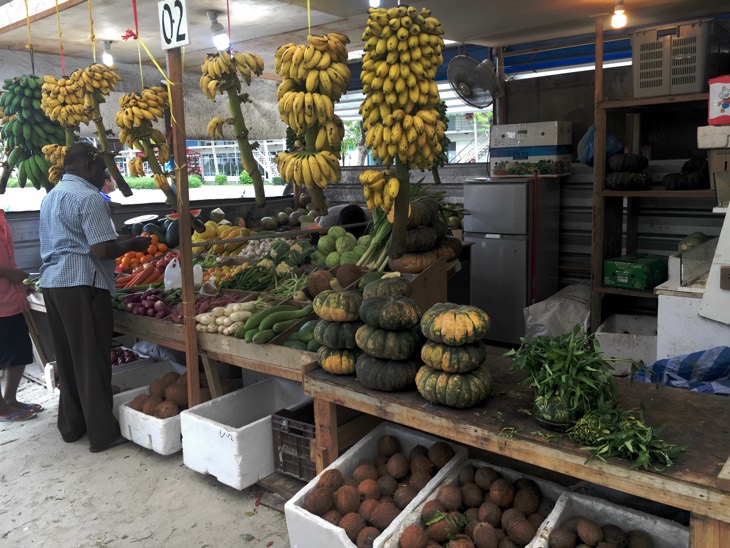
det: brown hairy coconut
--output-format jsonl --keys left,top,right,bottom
{"left": 394, "top": 485, "right": 418, "bottom": 509}
{"left": 318, "top": 469, "right": 345, "bottom": 491}
{"left": 386, "top": 453, "right": 410, "bottom": 480}
{"left": 500, "top": 508, "right": 526, "bottom": 530}
{"left": 148, "top": 379, "right": 167, "bottom": 399}
{"left": 601, "top": 524, "right": 627, "bottom": 547}
{"left": 506, "top": 517, "right": 536, "bottom": 546}
{"left": 474, "top": 467, "right": 501, "bottom": 491}
{"left": 472, "top": 522, "right": 499, "bottom": 548}
{"left": 353, "top": 463, "right": 379, "bottom": 483}
{"left": 399, "top": 524, "right": 430, "bottom": 548}
{"left": 161, "top": 371, "right": 180, "bottom": 386}
{"left": 164, "top": 382, "right": 188, "bottom": 407}
{"left": 358, "top": 498, "right": 380, "bottom": 522}
{"left": 461, "top": 483, "right": 484, "bottom": 509}
{"left": 409, "top": 444, "right": 428, "bottom": 460}
{"left": 549, "top": 527, "right": 578, "bottom": 548}
{"left": 421, "top": 499, "right": 446, "bottom": 524}
{"left": 409, "top": 471, "right": 433, "bottom": 492}
{"left": 576, "top": 518, "right": 603, "bottom": 546}
{"left": 339, "top": 512, "right": 366, "bottom": 542}
{"left": 128, "top": 394, "right": 148, "bottom": 412}
{"left": 334, "top": 485, "right": 361, "bottom": 515}
{"left": 305, "top": 487, "right": 334, "bottom": 516}
{"left": 356, "top": 526, "right": 381, "bottom": 548}
{"left": 377, "top": 435, "right": 401, "bottom": 457}
{"left": 321, "top": 509, "right": 341, "bottom": 525}
{"left": 153, "top": 400, "right": 180, "bottom": 419}
{"left": 448, "top": 536, "right": 476, "bottom": 548}
{"left": 527, "top": 513, "right": 546, "bottom": 530}
{"left": 459, "top": 464, "right": 476, "bottom": 485}
{"left": 437, "top": 485, "right": 463, "bottom": 511}
{"left": 370, "top": 501, "right": 400, "bottom": 530}
{"left": 512, "top": 488, "right": 540, "bottom": 516}
{"left": 377, "top": 475, "right": 398, "bottom": 497}
{"left": 478, "top": 501, "right": 502, "bottom": 528}
{"left": 142, "top": 396, "right": 163, "bottom": 416}
{"left": 358, "top": 478, "right": 381, "bottom": 501}
{"left": 489, "top": 478, "right": 515, "bottom": 508}
{"left": 411, "top": 454, "right": 435, "bottom": 475}
{"left": 626, "top": 529, "right": 653, "bottom": 548}
{"left": 428, "top": 442, "right": 454, "bottom": 469}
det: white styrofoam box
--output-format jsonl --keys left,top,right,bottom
{"left": 43, "top": 362, "right": 59, "bottom": 394}
{"left": 385, "top": 459, "right": 566, "bottom": 548}
{"left": 490, "top": 121, "right": 572, "bottom": 178}
{"left": 595, "top": 314, "right": 657, "bottom": 376}
{"left": 111, "top": 359, "right": 172, "bottom": 391}
{"left": 285, "top": 422, "right": 468, "bottom": 548}
{"left": 118, "top": 389, "right": 182, "bottom": 455}
{"left": 531, "top": 491, "right": 689, "bottom": 547}
{"left": 181, "top": 378, "right": 310, "bottom": 490}
{"left": 113, "top": 386, "right": 146, "bottom": 420}
{"left": 698, "top": 125, "right": 730, "bottom": 149}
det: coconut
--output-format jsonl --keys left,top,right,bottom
{"left": 373, "top": 455, "right": 388, "bottom": 467}
{"left": 512, "top": 488, "right": 540, "bottom": 516}
{"left": 472, "top": 522, "right": 499, "bottom": 548}
{"left": 506, "top": 517, "right": 537, "bottom": 546}
{"left": 498, "top": 538, "right": 518, "bottom": 548}
{"left": 459, "top": 464, "right": 476, "bottom": 485}
{"left": 334, "top": 485, "right": 361, "bottom": 515}
{"left": 337, "top": 264, "right": 365, "bottom": 290}
{"left": 153, "top": 400, "right": 180, "bottom": 419}
{"left": 394, "top": 485, "right": 418, "bottom": 509}
{"left": 549, "top": 527, "right": 578, "bottom": 548}
{"left": 344, "top": 477, "right": 360, "bottom": 489}
{"left": 576, "top": 518, "right": 603, "bottom": 546}
{"left": 305, "top": 487, "right": 334, "bottom": 516}
{"left": 421, "top": 499, "right": 446, "bottom": 524}
{"left": 428, "top": 441, "right": 454, "bottom": 469}
{"left": 427, "top": 516, "right": 460, "bottom": 543}
{"left": 411, "top": 454, "right": 435, "bottom": 475}
{"left": 500, "top": 508, "right": 526, "bottom": 530}
{"left": 514, "top": 478, "right": 540, "bottom": 496}
{"left": 463, "top": 507, "right": 479, "bottom": 523}
{"left": 377, "top": 475, "right": 398, "bottom": 497}
{"left": 356, "top": 526, "right": 381, "bottom": 548}
{"left": 353, "top": 463, "right": 379, "bottom": 483}
{"left": 379, "top": 495, "right": 394, "bottom": 505}
{"left": 478, "top": 501, "right": 502, "bottom": 528}
{"left": 626, "top": 530, "right": 653, "bottom": 548}
{"left": 164, "top": 383, "right": 188, "bottom": 407}
{"left": 409, "top": 444, "right": 428, "bottom": 460}
{"left": 339, "top": 512, "right": 365, "bottom": 542}
{"left": 142, "top": 396, "right": 163, "bottom": 415}
{"left": 128, "top": 394, "right": 148, "bottom": 412}
{"left": 601, "top": 524, "right": 627, "bottom": 547}
{"left": 489, "top": 478, "right": 515, "bottom": 508}
{"left": 161, "top": 371, "right": 180, "bottom": 386}
{"left": 358, "top": 479, "right": 381, "bottom": 501}
{"left": 148, "top": 379, "right": 167, "bottom": 399}
{"left": 562, "top": 516, "right": 583, "bottom": 534}
{"left": 386, "top": 453, "right": 410, "bottom": 480}
{"left": 437, "top": 485, "right": 463, "bottom": 511}
{"left": 370, "top": 501, "right": 400, "bottom": 530}
{"left": 461, "top": 483, "right": 484, "bottom": 509}
{"left": 358, "top": 498, "right": 379, "bottom": 522}
{"left": 318, "top": 468, "right": 345, "bottom": 491}
{"left": 399, "top": 524, "right": 430, "bottom": 548}
{"left": 474, "top": 467, "right": 501, "bottom": 490}
{"left": 409, "top": 471, "right": 433, "bottom": 492}
{"left": 448, "top": 536, "right": 476, "bottom": 548}
{"left": 322, "top": 509, "right": 342, "bottom": 525}
{"left": 527, "top": 513, "right": 546, "bottom": 530}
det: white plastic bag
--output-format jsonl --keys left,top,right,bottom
{"left": 523, "top": 284, "right": 590, "bottom": 340}
{"left": 164, "top": 259, "right": 203, "bottom": 290}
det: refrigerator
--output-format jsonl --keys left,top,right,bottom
{"left": 463, "top": 179, "right": 560, "bottom": 344}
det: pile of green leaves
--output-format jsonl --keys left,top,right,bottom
{"left": 568, "top": 406, "right": 687, "bottom": 471}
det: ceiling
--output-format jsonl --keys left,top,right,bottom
{"left": 0, "top": 0, "right": 727, "bottom": 77}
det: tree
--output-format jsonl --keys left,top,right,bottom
{"left": 341, "top": 120, "right": 368, "bottom": 165}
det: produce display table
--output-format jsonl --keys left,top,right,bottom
{"left": 303, "top": 349, "right": 730, "bottom": 546}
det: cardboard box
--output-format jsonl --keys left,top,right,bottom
{"left": 709, "top": 149, "right": 730, "bottom": 191}
{"left": 604, "top": 253, "right": 668, "bottom": 290}
{"left": 697, "top": 125, "right": 730, "bottom": 149}
{"left": 386, "top": 459, "right": 566, "bottom": 547}
{"left": 531, "top": 491, "right": 689, "bottom": 547}
{"left": 180, "top": 379, "right": 310, "bottom": 490}
{"left": 285, "top": 422, "right": 467, "bottom": 548}
{"left": 595, "top": 314, "right": 658, "bottom": 375}
{"left": 490, "top": 122, "right": 572, "bottom": 178}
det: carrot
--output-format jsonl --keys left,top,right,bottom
{"left": 116, "top": 274, "right": 136, "bottom": 284}
{"left": 136, "top": 265, "right": 159, "bottom": 286}
{"left": 124, "top": 269, "right": 148, "bottom": 289}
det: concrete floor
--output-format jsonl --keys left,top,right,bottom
{"left": 0, "top": 378, "right": 291, "bottom": 548}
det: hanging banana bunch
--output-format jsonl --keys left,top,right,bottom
{"left": 0, "top": 74, "right": 66, "bottom": 193}
{"left": 358, "top": 168, "right": 400, "bottom": 213}
{"left": 41, "top": 63, "right": 132, "bottom": 196}
{"left": 41, "top": 144, "right": 67, "bottom": 185}
{"left": 200, "top": 50, "right": 268, "bottom": 207}
{"left": 273, "top": 33, "right": 351, "bottom": 214}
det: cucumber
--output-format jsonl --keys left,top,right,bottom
{"left": 297, "top": 319, "right": 319, "bottom": 343}
{"left": 251, "top": 329, "right": 276, "bottom": 344}
{"left": 234, "top": 324, "right": 248, "bottom": 339}
{"left": 283, "top": 340, "right": 308, "bottom": 350}
{"left": 243, "top": 328, "right": 258, "bottom": 343}
{"left": 258, "top": 304, "right": 313, "bottom": 332}
{"left": 272, "top": 318, "right": 301, "bottom": 334}
{"left": 242, "top": 304, "right": 298, "bottom": 331}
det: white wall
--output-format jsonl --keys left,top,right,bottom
{"left": 0, "top": 49, "right": 286, "bottom": 141}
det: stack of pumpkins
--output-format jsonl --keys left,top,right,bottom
{"left": 388, "top": 197, "right": 463, "bottom": 275}
{"left": 312, "top": 289, "right": 364, "bottom": 374}
{"left": 354, "top": 277, "right": 423, "bottom": 391}
{"left": 604, "top": 153, "right": 651, "bottom": 191}
{"left": 415, "top": 303, "right": 494, "bottom": 409}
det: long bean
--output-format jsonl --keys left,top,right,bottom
{"left": 269, "top": 273, "right": 309, "bottom": 298}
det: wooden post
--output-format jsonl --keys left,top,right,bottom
{"left": 594, "top": 17, "right": 604, "bottom": 107}
{"left": 496, "top": 47, "right": 506, "bottom": 124}
{"left": 166, "top": 47, "right": 201, "bottom": 407}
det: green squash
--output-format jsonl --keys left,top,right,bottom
{"left": 313, "top": 320, "right": 362, "bottom": 349}
{"left": 355, "top": 354, "right": 420, "bottom": 392}
{"left": 605, "top": 171, "right": 651, "bottom": 191}
{"left": 313, "top": 290, "right": 362, "bottom": 322}
{"left": 421, "top": 340, "right": 486, "bottom": 373}
{"left": 404, "top": 226, "right": 439, "bottom": 253}
{"left": 317, "top": 346, "right": 359, "bottom": 375}
{"left": 420, "top": 303, "right": 490, "bottom": 346}
{"left": 359, "top": 296, "right": 422, "bottom": 331}
{"left": 431, "top": 219, "right": 448, "bottom": 242}
{"left": 357, "top": 271, "right": 384, "bottom": 290}
{"left": 607, "top": 153, "right": 649, "bottom": 173}
{"left": 362, "top": 276, "right": 412, "bottom": 299}
{"left": 355, "top": 324, "right": 419, "bottom": 360}
{"left": 406, "top": 197, "right": 439, "bottom": 228}
{"left": 415, "top": 364, "right": 493, "bottom": 409}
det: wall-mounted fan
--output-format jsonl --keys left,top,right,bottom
{"left": 447, "top": 55, "right": 503, "bottom": 109}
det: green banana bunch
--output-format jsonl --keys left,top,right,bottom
{"left": 359, "top": 5, "right": 446, "bottom": 171}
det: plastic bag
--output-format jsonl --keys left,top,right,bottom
{"left": 164, "top": 258, "right": 203, "bottom": 290}
{"left": 523, "top": 284, "right": 590, "bottom": 340}
{"left": 576, "top": 124, "right": 624, "bottom": 167}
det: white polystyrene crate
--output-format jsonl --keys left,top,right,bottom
{"left": 112, "top": 385, "right": 146, "bottom": 419}
{"left": 285, "top": 422, "right": 468, "bottom": 548}
{"left": 697, "top": 125, "right": 730, "bottom": 149}
{"left": 180, "top": 378, "right": 310, "bottom": 490}
{"left": 384, "top": 459, "right": 566, "bottom": 548}
{"left": 118, "top": 388, "right": 182, "bottom": 456}
{"left": 531, "top": 491, "right": 688, "bottom": 547}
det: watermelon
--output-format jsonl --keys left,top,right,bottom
{"left": 166, "top": 209, "right": 201, "bottom": 220}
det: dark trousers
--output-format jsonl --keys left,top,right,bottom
{"left": 44, "top": 286, "right": 119, "bottom": 449}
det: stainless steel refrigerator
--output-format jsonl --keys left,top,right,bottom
{"left": 463, "top": 179, "right": 560, "bottom": 344}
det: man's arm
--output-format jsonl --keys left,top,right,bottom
{"left": 91, "top": 236, "right": 151, "bottom": 260}
{"left": 0, "top": 266, "right": 27, "bottom": 283}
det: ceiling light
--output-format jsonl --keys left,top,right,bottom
{"left": 611, "top": 0, "right": 627, "bottom": 29}
{"left": 369, "top": 0, "right": 380, "bottom": 7}
{"left": 207, "top": 11, "right": 230, "bottom": 51}
{"left": 102, "top": 41, "right": 113, "bottom": 66}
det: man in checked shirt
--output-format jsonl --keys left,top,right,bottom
{"left": 39, "top": 143, "right": 150, "bottom": 453}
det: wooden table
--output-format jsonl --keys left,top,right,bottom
{"left": 304, "top": 350, "right": 730, "bottom": 546}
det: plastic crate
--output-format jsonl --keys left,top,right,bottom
{"left": 631, "top": 20, "right": 730, "bottom": 98}
{"left": 272, "top": 402, "right": 316, "bottom": 482}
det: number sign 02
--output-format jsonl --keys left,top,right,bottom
{"left": 158, "top": 0, "right": 190, "bottom": 50}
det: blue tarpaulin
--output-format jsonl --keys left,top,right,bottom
{"left": 633, "top": 347, "right": 730, "bottom": 395}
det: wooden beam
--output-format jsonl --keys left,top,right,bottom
{"left": 312, "top": 399, "right": 338, "bottom": 474}
{"left": 0, "top": 0, "right": 87, "bottom": 35}
{"left": 690, "top": 513, "right": 730, "bottom": 547}
{"left": 719, "top": 456, "right": 730, "bottom": 491}
{"left": 166, "top": 46, "right": 201, "bottom": 407}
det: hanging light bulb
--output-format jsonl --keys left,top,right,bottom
{"left": 369, "top": 0, "right": 381, "bottom": 7}
{"left": 102, "top": 41, "right": 113, "bottom": 66}
{"left": 611, "top": 0, "right": 627, "bottom": 29}
{"left": 207, "top": 11, "right": 230, "bottom": 51}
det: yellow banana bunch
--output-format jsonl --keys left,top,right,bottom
{"left": 157, "top": 143, "right": 171, "bottom": 164}
{"left": 201, "top": 52, "right": 235, "bottom": 80}
{"left": 207, "top": 116, "right": 227, "bottom": 140}
{"left": 152, "top": 173, "right": 170, "bottom": 191}
{"left": 127, "top": 156, "right": 146, "bottom": 178}
{"left": 40, "top": 72, "right": 90, "bottom": 127}
{"left": 232, "top": 51, "right": 264, "bottom": 85}
{"left": 47, "top": 165, "right": 64, "bottom": 184}
{"left": 277, "top": 90, "right": 335, "bottom": 135}
{"left": 360, "top": 5, "right": 445, "bottom": 170}
{"left": 275, "top": 150, "right": 341, "bottom": 190}
{"left": 42, "top": 144, "right": 67, "bottom": 168}
{"left": 114, "top": 88, "right": 168, "bottom": 148}
{"left": 359, "top": 169, "right": 399, "bottom": 212}
{"left": 77, "top": 63, "right": 122, "bottom": 96}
